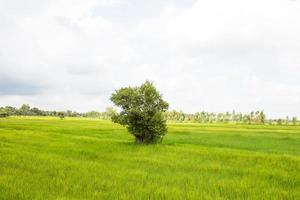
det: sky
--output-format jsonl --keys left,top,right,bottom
{"left": 0, "top": 0, "right": 300, "bottom": 118}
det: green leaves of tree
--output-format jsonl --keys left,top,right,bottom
{"left": 110, "top": 81, "right": 169, "bottom": 144}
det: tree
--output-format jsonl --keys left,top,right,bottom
{"left": 85, "top": 111, "right": 101, "bottom": 118}
{"left": 31, "top": 107, "right": 44, "bottom": 116}
{"left": 110, "top": 81, "right": 169, "bottom": 144}
{"left": 285, "top": 116, "right": 290, "bottom": 125}
{"left": 292, "top": 117, "right": 298, "bottom": 125}
{"left": 258, "top": 111, "right": 266, "bottom": 124}
{"left": 19, "top": 104, "right": 31, "bottom": 115}
{"left": 277, "top": 119, "right": 283, "bottom": 125}
{"left": 57, "top": 112, "right": 65, "bottom": 120}
{"left": 0, "top": 108, "right": 9, "bottom": 118}
{"left": 105, "top": 107, "right": 117, "bottom": 120}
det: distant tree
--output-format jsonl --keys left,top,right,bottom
{"left": 110, "top": 81, "right": 169, "bottom": 144}
{"left": 217, "top": 113, "right": 224, "bottom": 123}
{"left": 57, "top": 112, "right": 65, "bottom": 120}
{"left": 105, "top": 107, "right": 117, "bottom": 120}
{"left": 19, "top": 104, "right": 31, "bottom": 115}
{"left": 3, "top": 106, "right": 17, "bottom": 115}
{"left": 292, "top": 117, "right": 298, "bottom": 125}
{"left": 250, "top": 112, "right": 254, "bottom": 124}
{"left": 0, "top": 109, "right": 9, "bottom": 118}
{"left": 30, "top": 107, "right": 44, "bottom": 116}
{"left": 258, "top": 111, "right": 266, "bottom": 124}
{"left": 85, "top": 111, "right": 101, "bottom": 118}
{"left": 285, "top": 116, "right": 290, "bottom": 125}
{"left": 65, "top": 110, "right": 73, "bottom": 117}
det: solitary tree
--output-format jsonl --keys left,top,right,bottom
{"left": 110, "top": 81, "right": 169, "bottom": 144}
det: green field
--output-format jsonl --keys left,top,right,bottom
{"left": 0, "top": 117, "right": 299, "bottom": 200}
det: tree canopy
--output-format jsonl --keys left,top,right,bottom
{"left": 110, "top": 81, "right": 169, "bottom": 144}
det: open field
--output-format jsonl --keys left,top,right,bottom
{"left": 0, "top": 117, "right": 299, "bottom": 200}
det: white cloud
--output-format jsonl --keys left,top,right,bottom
{"left": 0, "top": 0, "right": 299, "bottom": 118}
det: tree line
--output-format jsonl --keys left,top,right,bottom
{"left": 0, "top": 104, "right": 115, "bottom": 120}
{"left": 0, "top": 104, "right": 299, "bottom": 125}
{"left": 165, "top": 110, "right": 299, "bottom": 125}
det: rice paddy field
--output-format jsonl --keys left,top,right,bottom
{"left": 0, "top": 117, "right": 299, "bottom": 200}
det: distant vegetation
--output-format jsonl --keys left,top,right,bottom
{"left": 165, "top": 110, "right": 299, "bottom": 125}
{"left": 0, "top": 104, "right": 115, "bottom": 120}
{"left": 0, "top": 104, "right": 299, "bottom": 125}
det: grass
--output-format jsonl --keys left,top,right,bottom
{"left": 0, "top": 116, "right": 299, "bottom": 200}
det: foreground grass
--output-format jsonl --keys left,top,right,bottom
{"left": 0, "top": 117, "right": 299, "bottom": 200}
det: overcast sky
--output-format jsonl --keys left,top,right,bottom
{"left": 0, "top": 0, "right": 300, "bottom": 118}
